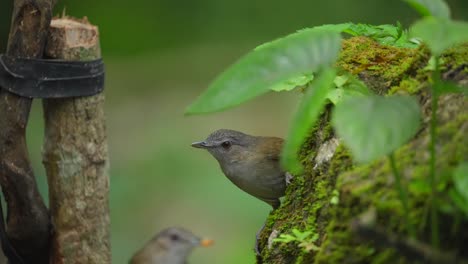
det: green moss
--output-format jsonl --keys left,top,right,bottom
{"left": 441, "top": 43, "right": 468, "bottom": 70}
{"left": 338, "top": 37, "right": 426, "bottom": 81}
{"left": 388, "top": 77, "right": 423, "bottom": 95}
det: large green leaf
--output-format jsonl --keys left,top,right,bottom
{"left": 281, "top": 69, "right": 336, "bottom": 173}
{"left": 185, "top": 29, "right": 341, "bottom": 114}
{"left": 332, "top": 96, "right": 421, "bottom": 163}
{"left": 410, "top": 18, "right": 468, "bottom": 56}
{"left": 403, "top": 0, "right": 451, "bottom": 19}
{"left": 270, "top": 73, "right": 314, "bottom": 92}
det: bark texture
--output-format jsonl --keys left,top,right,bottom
{"left": 42, "top": 17, "right": 111, "bottom": 264}
{"left": 0, "top": 1, "right": 55, "bottom": 263}
{"left": 256, "top": 38, "right": 468, "bottom": 263}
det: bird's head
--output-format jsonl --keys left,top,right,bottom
{"left": 191, "top": 129, "right": 257, "bottom": 164}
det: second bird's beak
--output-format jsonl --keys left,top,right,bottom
{"left": 190, "top": 236, "right": 214, "bottom": 247}
{"left": 191, "top": 141, "right": 208, "bottom": 148}
{"left": 199, "top": 238, "right": 214, "bottom": 247}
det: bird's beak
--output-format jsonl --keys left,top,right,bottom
{"left": 191, "top": 141, "right": 208, "bottom": 148}
{"left": 190, "top": 236, "right": 214, "bottom": 247}
{"left": 199, "top": 238, "right": 214, "bottom": 247}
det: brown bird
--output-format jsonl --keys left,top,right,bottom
{"left": 130, "top": 227, "right": 213, "bottom": 264}
{"left": 192, "top": 129, "right": 288, "bottom": 209}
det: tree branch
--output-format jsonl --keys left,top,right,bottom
{"left": 0, "top": 0, "right": 56, "bottom": 263}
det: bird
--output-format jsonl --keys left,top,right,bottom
{"left": 130, "top": 227, "right": 213, "bottom": 264}
{"left": 191, "top": 129, "right": 288, "bottom": 209}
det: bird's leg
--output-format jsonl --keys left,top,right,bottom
{"left": 254, "top": 222, "right": 266, "bottom": 257}
{"left": 285, "top": 172, "right": 294, "bottom": 185}
{"left": 255, "top": 201, "right": 280, "bottom": 258}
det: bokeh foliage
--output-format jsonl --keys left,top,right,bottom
{"left": 0, "top": 1, "right": 467, "bottom": 264}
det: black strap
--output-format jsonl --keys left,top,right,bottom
{"left": 0, "top": 54, "right": 104, "bottom": 98}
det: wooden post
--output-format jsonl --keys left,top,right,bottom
{"left": 0, "top": 0, "right": 55, "bottom": 263}
{"left": 42, "top": 17, "right": 111, "bottom": 264}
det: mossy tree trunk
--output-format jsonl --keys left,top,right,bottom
{"left": 256, "top": 38, "right": 468, "bottom": 264}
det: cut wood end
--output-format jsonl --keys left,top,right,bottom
{"left": 50, "top": 14, "right": 92, "bottom": 27}
{"left": 51, "top": 17, "right": 93, "bottom": 28}
{"left": 49, "top": 17, "right": 99, "bottom": 51}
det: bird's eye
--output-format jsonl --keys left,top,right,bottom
{"left": 221, "top": 141, "right": 232, "bottom": 149}
{"left": 169, "top": 234, "right": 180, "bottom": 241}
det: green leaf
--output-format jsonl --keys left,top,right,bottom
{"left": 299, "top": 242, "right": 321, "bottom": 252}
{"left": 453, "top": 162, "right": 468, "bottom": 201}
{"left": 186, "top": 29, "right": 341, "bottom": 114}
{"left": 305, "top": 23, "right": 418, "bottom": 48}
{"left": 410, "top": 18, "right": 468, "bottom": 56}
{"left": 434, "top": 80, "right": 468, "bottom": 96}
{"left": 334, "top": 75, "right": 349, "bottom": 88}
{"left": 332, "top": 96, "right": 421, "bottom": 163}
{"left": 344, "top": 23, "right": 419, "bottom": 48}
{"left": 281, "top": 69, "right": 336, "bottom": 173}
{"left": 330, "top": 196, "right": 339, "bottom": 205}
{"left": 339, "top": 75, "right": 372, "bottom": 95}
{"left": 312, "top": 23, "right": 353, "bottom": 33}
{"left": 293, "top": 229, "right": 312, "bottom": 241}
{"left": 327, "top": 74, "right": 372, "bottom": 104}
{"left": 449, "top": 189, "right": 468, "bottom": 216}
{"left": 274, "top": 234, "right": 297, "bottom": 243}
{"left": 270, "top": 73, "right": 314, "bottom": 92}
{"left": 403, "top": 0, "right": 451, "bottom": 19}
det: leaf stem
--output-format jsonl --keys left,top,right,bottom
{"left": 389, "top": 153, "right": 416, "bottom": 237}
{"left": 429, "top": 56, "right": 440, "bottom": 248}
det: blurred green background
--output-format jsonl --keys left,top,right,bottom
{"left": 0, "top": 1, "right": 467, "bottom": 263}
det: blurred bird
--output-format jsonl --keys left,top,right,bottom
{"left": 130, "top": 227, "right": 213, "bottom": 264}
{"left": 192, "top": 129, "right": 289, "bottom": 209}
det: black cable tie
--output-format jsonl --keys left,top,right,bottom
{"left": 0, "top": 54, "right": 105, "bottom": 98}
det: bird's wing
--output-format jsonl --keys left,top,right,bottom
{"left": 259, "top": 137, "right": 284, "bottom": 161}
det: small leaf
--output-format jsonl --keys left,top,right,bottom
{"left": 332, "top": 96, "right": 421, "bottom": 163}
{"left": 299, "top": 242, "right": 321, "bottom": 252}
{"left": 282, "top": 69, "right": 336, "bottom": 173}
{"left": 328, "top": 75, "right": 371, "bottom": 104}
{"left": 186, "top": 29, "right": 341, "bottom": 114}
{"left": 326, "top": 89, "right": 346, "bottom": 105}
{"left": 292, "top": 229, "right": 302, "bottom": 237}
{"left": 423, "top": 56, "right": 437, "bottom": 71}
{"left": 453, "top": 162, "right": 468, "bottom": 201}
{"left": 270, "top": 73, "right": 314, "bottom": 92}
{"left": 334, "top": 75, "right": 349, "bottom": 88}
{"left": 330, "top": 196, "right": 339, "bottom": 205}
{"left": 296, "top": 230, "right": 312, "bottom": 241}
{"left": 410, "top": 18, "right": 468, "bottom": 56}
{"left": 403, "top": 0, "right": 451, "bottom": 19}
{"left": 312, "top": 23, "right": 353, "bottom": 33}
{"left": 333, "top": 74, "right": 371, "bottom": 93}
